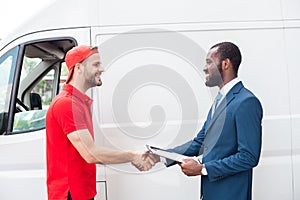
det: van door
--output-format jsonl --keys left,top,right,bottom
{"left": 0, "top": 28, "right": 105, "bottom": 200}
{"left": 0, "top": 38, "right": 76, "bottom": 199}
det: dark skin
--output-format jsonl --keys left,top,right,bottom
{"left": 178, "top": 158, "right": 203, "bottom": 176}
{"left": 178, "top": 46, "right": 237, "bottom": 177}
{"left": 203, "top": 47, "right": 237, "bottom": 89}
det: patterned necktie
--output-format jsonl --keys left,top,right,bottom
{"left": 211, "top": 91, "right": 222, "bottom": 118}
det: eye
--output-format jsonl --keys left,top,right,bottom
{"left": 93, "top": 63, "right": 100, "bottom": 67}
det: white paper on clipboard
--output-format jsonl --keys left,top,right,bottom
{"left": 146, "top": 144, "right": 187, "bottom": 162}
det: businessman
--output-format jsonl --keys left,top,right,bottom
{"left": 151, "top": 42, "right": 263, "bottom": 200}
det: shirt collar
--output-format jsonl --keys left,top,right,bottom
{"left": 220, "top": 77, "right": 241, "bottom": 97}
{"left": 63, "top": 84, "right": 93, "bottom": 106}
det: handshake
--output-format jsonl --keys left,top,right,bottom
{"left": 130, "top": 151, "right": 160, "bottom": 171}
{"left": 130, "top": 150, "right": 206, "bottom": 177}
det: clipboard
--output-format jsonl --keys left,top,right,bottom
{"left": 146, "top": 144, "right": 186, "bottom": 163}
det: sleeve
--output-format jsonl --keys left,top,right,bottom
{"left": 165, "top": 120, "right": 209, "bottom": 167}
{"left": 205, "top": 96, "right": 263, "bottom": 182}
{"left": 52, "top": 98, "right": 88, "bottom": 135}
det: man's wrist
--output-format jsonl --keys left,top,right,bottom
{"left": 127, "top": 150, "right": 136, "bottom": 162}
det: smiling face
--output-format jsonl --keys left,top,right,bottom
{"left": 203, "top": 47, "right": 223, "bottom": 88}
{"left": 81, "top": 53, "right": 104, "bottom": 88}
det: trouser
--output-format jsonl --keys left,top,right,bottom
{"left": 68, "top": 191, "right": 94, "bottom": 200}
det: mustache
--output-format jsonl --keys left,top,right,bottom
{"left": 95, "top": 72, "right": 102, "bottom": 76}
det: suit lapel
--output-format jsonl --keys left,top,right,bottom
{"left": 205, "top": 82, "right": 244, "bottom": 134}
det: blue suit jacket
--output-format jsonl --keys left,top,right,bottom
{"left": 169, "top": 82, "right": 263, "bottom": 200}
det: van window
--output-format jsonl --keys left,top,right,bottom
{"left": 20, "top": 57, "right": 42, "bottom": 81}
{"left": 59, "top": 62, "right": 68, "bottom": 92}
{"left": 13, "top": 68, "right": 55, "bottom": 132}
{"left": 9, "top": 39, "right": 75, "bottom": 134}
{"left": 0, "top": 47, "right": 19, "bottom": 134}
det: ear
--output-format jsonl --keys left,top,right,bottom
{"left": 75, "top": 63, "right": 82, "bottom": 73}
{"left": 222, "top": 58, "right": 230, "bottom": 70}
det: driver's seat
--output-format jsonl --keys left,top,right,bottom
{"left": 30, "top": 93, "right": 42, "bottom": 110}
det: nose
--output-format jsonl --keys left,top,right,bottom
{"left": 99, "top": 65, "right": 104, "bottom": 73}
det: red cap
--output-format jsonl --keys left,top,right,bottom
{"left": 65, "top": 45, "right": 99, "bottom": 83}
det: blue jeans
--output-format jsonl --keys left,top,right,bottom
{"left": 68, "top": 191, "right": 94, "bottom": 200}
{"left": 67, "top": 191, "right": 72, "bottom": 200}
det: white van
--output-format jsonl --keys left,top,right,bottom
{"left": 0, "top": 0, "right": 299, "bottom": 199}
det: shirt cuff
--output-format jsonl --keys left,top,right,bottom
{"left": 160, "top": 157, "right": 167, "bottom": 164}
{"left": 201, "top": 164, "right": 208, "bottom": 175}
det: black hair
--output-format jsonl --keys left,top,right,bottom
{"left": 210, "top": 42, "right": 242, "bottom": 75}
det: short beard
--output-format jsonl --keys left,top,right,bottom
{"left": 205, "top": 63, "right": 223, "bottom": 87}
{"left": 85, "top": 72, "right": 101, "bottom": 88}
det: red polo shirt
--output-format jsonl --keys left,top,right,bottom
{"left": 46, "top": 84, "right": 96, "bottom": 200}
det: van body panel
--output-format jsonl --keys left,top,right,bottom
{"left": 0, "top": 0, "right": 299, "bottom": 199}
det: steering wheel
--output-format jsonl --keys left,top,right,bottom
{"left": 16, "top": 98, "right": 30, "bottom": 112}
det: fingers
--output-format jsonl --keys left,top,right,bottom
{"left": 131, "top": 151, "right": 157, "bottom": 171}
{"left": 144, "top": 156, "right": 155, "bottom": 166}
{"left": 178, "top": 158, "right": 202, "bottom": 176}
{"left": 141, "top": 151, "right": 161, "bottom": 168}
{"left": 179, "top": 158, "right": 193, "bottom": 166}
{"left": 144, "top": 151, "right": 160, "bottom": 165}
{"left": 132, "top": 160, "right": 151, "bottom": 171}
{"left": 132, "top": 159, "right": 152, "bottom": 171}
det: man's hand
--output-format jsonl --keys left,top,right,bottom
{"left": 179, "top": 158, "right": 203, "bottom": 176}
{"left": 131, "top": 151, "right": 157, "bottom": 171}
{"left": 147, "top": 152, "right": 161, "bottom": 164}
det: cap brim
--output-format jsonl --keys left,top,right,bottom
{"left": 65, "top": 67, "right": 75, "bottom": 84}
